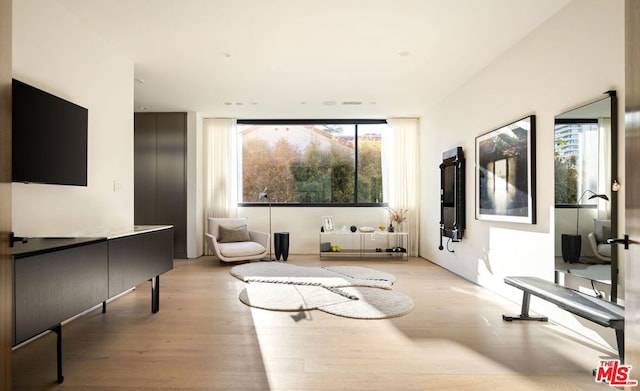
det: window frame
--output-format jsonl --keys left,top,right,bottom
{"left": 237, "top": 119, "right": 388, "bottom": 207}
{"left": 554, "top": 118, "right": 600, "bottom": 209}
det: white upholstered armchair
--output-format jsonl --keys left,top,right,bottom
{"left": 587, "top": 219, "right": 612, "bottom": 263}
{"left": 205, "top": 217, "right": 269, "bottom": 262}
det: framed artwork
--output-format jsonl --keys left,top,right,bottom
{"left": 322, "top": 216, "right": 335, "bottom": 231}
{"left": 475, "top": 115, "right": 536, "bottom": 224}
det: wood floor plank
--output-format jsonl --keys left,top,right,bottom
{"left": 13, "top": 256, "right": 614, "bottom": 390}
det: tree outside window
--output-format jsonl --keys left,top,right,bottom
{"left": 554, "top": 121, "right": 599, "bottom": 205}
{"left": 238, "top": 121, "right": 387, "bottom": 205}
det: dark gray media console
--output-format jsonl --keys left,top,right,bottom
{"left": 11, "top": 225, "right": 174, "bottom": 383}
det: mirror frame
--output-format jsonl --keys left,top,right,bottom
{"left": 610, "top": 90, "right": 619, "bottom": 302}
{"left": 554, "top": 90, "right": 619, "bottom": 302}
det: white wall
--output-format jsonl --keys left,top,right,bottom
{"left": 419, "top": 0, "right": 624, "bottom": 350}
{"left": 187, "top": 111, "right": 203, "bottom": 258}
{"left": 11, "top": 0, "right": 134, "bottom": 237}
{"left": 237, "top": 206, "right": 390, "bottom": 254}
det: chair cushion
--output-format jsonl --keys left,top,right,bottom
{"left": 219, "top": 241, "right": 266, "bottom": 257}
{"left": 594, "top": 219, "right": 611, "bottom": 242}
{"left": 597, "top": 243, "right": 612, "bottom": 258}
{"left": 219, "top": 224, "right": 251, "bottom": 243}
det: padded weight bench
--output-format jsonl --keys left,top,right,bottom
{"left": 503, "top": 276, "right": 625, "bottom": 362}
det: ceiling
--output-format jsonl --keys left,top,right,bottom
{"left": 57, "top": 0, "right": 572, "bottom": 119}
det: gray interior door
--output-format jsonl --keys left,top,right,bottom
{"left": 625, "top": 0, "right": 640, "bottom": 371}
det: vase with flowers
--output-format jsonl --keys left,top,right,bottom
{"left": 386, "top": 208, "right": 408, "bottom": 233}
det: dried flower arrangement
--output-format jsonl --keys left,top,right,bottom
{"left": 386, "top": 208, "right": 408, "bottom": 224}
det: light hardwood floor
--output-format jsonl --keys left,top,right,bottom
{"left": 13, "top": 256, "right": 616, "bottom": 390}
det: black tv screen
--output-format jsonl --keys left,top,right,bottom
{"left": 12, "top": 79, "right": 88, "bottom": 186}
{"left": 443, "top": 165, "right": 454, "bottom": 206}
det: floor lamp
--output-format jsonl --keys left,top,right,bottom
{"left": 258, "top": 188, "right": 273, "bottom": 261}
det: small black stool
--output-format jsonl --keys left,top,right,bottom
{"left": 274, "top": 232, "right": 289, "bottom": 261}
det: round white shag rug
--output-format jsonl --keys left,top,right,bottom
{"left": 231, "top": 262, "right": 413, "bottom": 319}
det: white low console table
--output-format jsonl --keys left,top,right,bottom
{"left": 319, "top": 231, "right": 409, "bottom": 260}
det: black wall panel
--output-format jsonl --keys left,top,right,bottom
{"left": 134, "top": 113, "right": 187, "bottom": 259}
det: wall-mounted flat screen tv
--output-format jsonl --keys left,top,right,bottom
{"left": 12, "top": 79, "right": 88, "bottom": 186}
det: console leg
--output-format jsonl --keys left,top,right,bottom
{"left": 51, "top": 324, "right": 64, "bottom": 384}
{"left": 151, "top": 275, "right": 160, "bottom": 313}
{"left": 102, "top": 301, "right": 106, "bottom": 313}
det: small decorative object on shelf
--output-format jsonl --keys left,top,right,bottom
{"left": 350, "top": 225, "right": 357, "bottom": 232}
{"left": 319, "top": 231, "right": 409, "bottom": 260}
{"left": 359, "top": 226, "right": 375, "bottom": 233}
{"left": 322, "top": 216, "right": 334, "bottom": 232}
{"left": 320, "top": 242, "right": 331, "bottom": 252}
{"left": 386, "top": 207, "right": 408, "bottom": 232}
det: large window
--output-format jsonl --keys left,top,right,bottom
{"left": 238, "top": 120, "right": 387, "bottom": 205}
{"left": 554, "top": 119, "right": 600, "bottom": 205}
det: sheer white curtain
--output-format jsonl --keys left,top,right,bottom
{"left": 203, "top": 118, "right": 238, "bottom": 253}
{"left": 387, "top": 118, "right": 420, "bottom": 256}
{"left": 598, "top": 117, "right": 611, "bottom": 218}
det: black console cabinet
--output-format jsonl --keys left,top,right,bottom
{"left": 108, "top": 227, "right": 173, "bottom": 299}
{"left": 13, "top": 238, "right": 108, "bottom": 345}
{"left": 135, "top": 113, "right": 187, "bottom": 259}
{"left": 11, "top": 225, "right": 174, "bottom": 383}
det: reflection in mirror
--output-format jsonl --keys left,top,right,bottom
{"left": 554, "top": 92, "right": 618, "bottom": 300}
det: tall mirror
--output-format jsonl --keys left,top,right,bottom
{"left": 554, "top": 91, "right": 619, "bottom": 302}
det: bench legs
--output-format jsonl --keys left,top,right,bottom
{"left": 502, "top": 291, "right": 548, "bottom": 322}
{"left": 616, "top": 328, "right": 625, "bottom": 363}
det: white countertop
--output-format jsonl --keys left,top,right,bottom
{"left": 107, "top": 225, "right": 173, "bottom": 240}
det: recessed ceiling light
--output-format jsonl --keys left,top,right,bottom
{"left": 342, "top": 101, "right": 362, "bottom": 105}
{"left": 398, "top": 51, "right": 411, "bottom": 57}
{"left": 323, "top": 101, "right": 337, "bottom": 106}
{"left": 224, "top": 102, "right": 233, "bottom": 106}
{"left": 137, "top": 106, "right": 147, "bottom": 110}
{"left": 220, "top": 52, "right": 232, "bottom": 58}
{"left": 134, "top": 78, "right": 145, "bottom": 84}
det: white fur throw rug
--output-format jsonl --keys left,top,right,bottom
{"left": 230, "top": 262, "right": 414, "bottom": 319}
